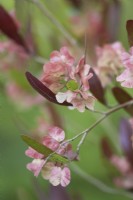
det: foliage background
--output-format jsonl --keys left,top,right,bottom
{"left": 0, "top": 0, "right": 133, "bottom": 200}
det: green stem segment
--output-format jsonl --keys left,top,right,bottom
{"left": 27, "top": 0, "right": 77, "bottom": 46}
{"left": 63, "top": 100, "right": 133, "bottom": 150}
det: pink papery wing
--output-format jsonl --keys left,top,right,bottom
{"left": 27, "top": 159, "right": 45, "bottom": 177}
{"left": 48, "top": 126, "right": 65, "bottom": 142}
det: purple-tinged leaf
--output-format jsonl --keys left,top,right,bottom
{"left": 108, "top": 0, "right": 121, "bottom": 42}
{"left": 67, "top": 0, "right": 82, "bottom": 9}
{"left": 126, "top": 20, "right": 133, "bottom": 47}
{"left": 33, "top": 179, "right": 48, "bottom": 200}
{"left": 101, "top": 137, "right": 113, "bottom": 159}
{"left": 33, "top": 181, "right": 71, "bottom": 200}
{"left": 0, "top": 5, "right": 29, "bottom": 52}
{"left": 112, "top": 87, "right": 133, "bottom": 116}
{"left": 88, "top": 68, "right": 106, "bottom": 105}
{"left": 119, "top": 118, "right": 133, "bottom": 166}
{"left": 49, "top": 185, "right": 71, "bottom": 200}
{"left": 25, "top": 72, "right": 71, "bottom": 106}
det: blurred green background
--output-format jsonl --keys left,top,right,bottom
{"left": 1, "top": 0, "right": 133, "bottom": 200}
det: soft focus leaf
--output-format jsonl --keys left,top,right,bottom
{"left": 0, "top": 5, "right": 29, "bottom": 52}
{"left": 112, "top": 87, "right": 133, "bottom": 116}
{"left": 15, "top": 0, "right": 31, "bottom": 36}
{"left": 33, "top": 179, "right": 48, "bottom": 200}
{"left": 21, "top": 135, "right": 68, "bottom": 164}
{"left": 89, "top": 68, "right": 106, "bottom": 105}
{"left": 67, "top": 0, "right": 82, "bottom": 9}
{"left": 126, "top": 20, "right": 133, "bottom": 47}
{"left": 119, "top": 118, "right": 133, "bottom": 166}
{"left": 25, "top": 72, "right": 71, "bottom": 106}
{"left": 101, "top": 137, "right": 113, "bottom": 159}
{"left": 49, "top": 185, "right": 71, "bottom": 200}
{"left": 15, "top": 0, "right": 35, "bottom": 54}
{"left": 108, "top": 0, "right": 121, "bottom": 42}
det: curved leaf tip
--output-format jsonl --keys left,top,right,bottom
{"left": 25, "top": 71, "right": 71, "bottom": 106}
{"left": 112, "top": 87, "right": 133, "bottom": 116}
{"left": 89, "top": 68, "right": 106, "bottom": 105}
{"left": 126, "top": 20, "right": 133, "bottom": 47}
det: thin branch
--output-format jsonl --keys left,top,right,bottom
{"left": 26, "top": 0, "right": 77, "bottom": 46}
{"left": 76, "top": 132, "right": 87, "bottom": 154}
{"left": 64, "top": 115, "right": 106, "bottom": 144}
{"left": 63, "top": 100, "right": 133, "bottom": 146}
{"left": 33, "top": 55, "right": 47, "bottom": 64}
{"left": 87, "top": 108, "right": 106, "bottom": 115}
{"left": 71, "top": 163, "right": 133, "bottom": 199}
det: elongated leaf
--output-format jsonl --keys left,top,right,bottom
{"left": 15, "top": 0, "right": 35, "bottom": 54}
{"left": 89, "top": 68, "right": 106, "bottom": 105}
{"left": 21, "top": 135, "right": 68, "bottom": 163}
{"left": 119, "top": 118, "right": 133, "bottom": 166}
{"left": 25, "top": 72, "right": 71, "bottom": 106}
{"left": 108, "top": 0, "right": 121, "bottom": 42}
{"left": 112, "top": 87, "right": 133, "bottom": 116}
{"left": 49, "top": 185, "right": 71, "bottom": 200}
{"left": 101, "top": 137, "right": 113, "bottom": 159}
{"left": 0, "top": 5, "right": 29, "bottom": 52}
{"left": 67, "top": 0, "right": 82, "bottom": 9}
{"left": 15, "top": 0, "right": 31, "bottom": 36}
{"left": 126, "top": 20, "right": 133, "bottom": 47}
{"left": 33, "top": 179, "right": 48, "bottom": 200}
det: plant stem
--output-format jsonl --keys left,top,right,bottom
{"left": 27, "top": 0, "right": 77, "bottom": 46}
{"left": 76, "top": 132, "right": 87, "bottom": 154}
{"left": 87, "top": 108, "right": 106, "bottom": 115}
{"left": 64, "top": 100, "right": 133, "bottom": 147}
{"left": 33, "top": 56, "right": 47, "bottom": 64}
{"left": 71, "top": 163, "right": 133, "bottom": 199}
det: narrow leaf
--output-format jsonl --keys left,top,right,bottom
{"left": 0, "top": 5, "right": 29, "bottom": 52}
{"left": 108, "top": 0, "right": 121, "bottom": 42}
{"left": 126, "top": 20, "right": 133, "bottom": 47}
{"left": 112, "top": 87, "right": 133, "bottom": 116}
{"left": 101, "top": 137, "right": 113, "bottom": 159}
{"left": 15, "top": 0, "right": 35, "bottom": 54}
{"left": 119, "top": 118, "right": 133, "bottom": 166}
{"left": 21, "top": 135, "right": 68, "bottom": 164}
{"left": 67, "top": 0, "right": 82, "bottom": 9}
{"left": 49, "top": 185, "right": 71, "bottom": 200}
{"left": 89, "top": 68, "right": 106, "bottom": 105}
{"left": 25, "top": 72, "right": 71, "bottom": 106}
{"left": 33, "top": 179, "right": 48, "bottom": 200}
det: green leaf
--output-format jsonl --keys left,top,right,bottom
{"left": 15, "top": 0, "right": 31, "bottom": 36}
{"left": 21, "top": 135, "right": 68, "bottom": 164}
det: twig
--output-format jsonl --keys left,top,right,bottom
{"left": 71, "top": 163, "right": 133, "bottom": 199}
{"left": 33, "top": 55, "right": 47, "bottom": 64}
{"left": 87, "top": 108, "right": 106, "bottom": 115}
{"left": 64, "top": 115, "right": 106, "bottom": 144}
{"left": 26, "top": 0, "right": 77, "bottom": 47}
{"left": 63, "top": 100, "right": 133, "bottom": 147}
{"left": 76, "top": 132, "right": 87, "bottom": 154}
